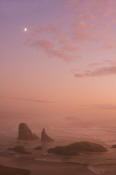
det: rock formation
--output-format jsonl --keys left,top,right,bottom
{"left": 112, "top": 145, "right": 116, "bottom": 148}
{"left": 41, "top": 128, "right": 54, "bottom": 143}
{"left": 8, "top": 145, "right": 31, "bottom": 154}
{"left": 48, "top": 141, "right": 107, "bottom": 155}
{"left": 18, "top": 123, "right": 39, "bottom": 141}
{"left": 34, "top": 146, "right": 42, "bottom": 150}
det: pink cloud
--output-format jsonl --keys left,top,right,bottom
{"left": 32, "top": 39, "right": 79, "bottom": 61}
{"left": 65, "top": 0, "right": 116, "bottom": 45}
{"left": 26, "top": 1, "right": 116, "bottom": 62}
{"left": 0, "top": 96, "right": 55, "bottom": 104}
{"left": 103, "top": 40, "right": 116, "bottom": 49}
{"left": 80, "top": 104, "right": 116, "bottom": 111}
{"left": 30, "top": 24, "right": 61, "bottom": 38}
{"left": 74, "top": 66, "right": 116, "bottom": 78}
{"left": 27, "top": 24, "right": 80, "bottom": 61}
{"left": 71, "top": 22, "right": 101, "bottom": 43}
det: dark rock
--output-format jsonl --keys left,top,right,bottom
{"left": 34, "top": 146, "right": 42, "bottom": 150}
{"left": 112, "top": 145, "right": 116, "bottom": 148}
{"left": 0, "top": 165, "right": 30, "bottom": 175}
{"left": 41, "top": 128, "right": 54, "bottom": 143}
{"left": 8, "top": 145, "right": 31, "bottom": 154}
{"left": 48, "top": 141, "right": 107, "bottom": 155}
{"left": 18, "top": 123, "right": 39, "bottom": 141}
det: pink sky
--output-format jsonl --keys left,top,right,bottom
{"left": 1, "top": 0, "right": 116, "bottom": 131}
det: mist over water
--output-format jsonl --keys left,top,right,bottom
{"left": 1, "top": 112, "right": 116, "bottom": 146}
{"left": 1, "top": 107, "right": 116, "bottom": 175}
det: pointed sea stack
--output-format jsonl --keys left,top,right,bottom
{"left": 18, "top": 123, "right": 39, "bottom": 141}
{"left": 41, "top": 128, "right": 54, "bottom": 143}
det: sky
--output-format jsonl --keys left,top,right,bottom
{"left": 1, "top": 0, "right": 116, "bottom": 133}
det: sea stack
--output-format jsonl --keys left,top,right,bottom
{"left": 41, "top": 128, "right": 54, "bottom": 143}
{"left": 18, "top": 123, "right": 39, "bottom": 141}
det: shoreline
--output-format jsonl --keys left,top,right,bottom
{"left": 1, "top": 153, "right": 116, "bottom": 175}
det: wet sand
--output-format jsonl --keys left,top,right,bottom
{"left": 0, "top": 165, "right": 30, "bottom": 175}
{"left": 1, "top": 137, "right": 116, "bottom": 175}
{"left": 0, "top": 157, "right": 94, "bottom": 175}
{"left": 1, "top": 154, "right": 116, "bottom": 175}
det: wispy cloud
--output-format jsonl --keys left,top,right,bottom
{"left": 80, "top": 104, "right": 116, "bottom": 111}
{"left": 71, "top": 22, "right": 100, "bottom": 43}
{"left": 65, "top": 0, "right": 116, "bottom": 18}
{"left": 65, "top": 0, "right": 116, "bottom": 45}
{"left": 0, "top": 96, "right": 55, "bottom": 104}
{"left": 26, "top": 24, "right": 80, "bottom": 61}
{"left": 74, "top": 66, "right": 116, "bottom": 78}
{"left": 95, "top": 104, "right": 116, "bottom": 111}
{"left": 31, "top": 39, "right": 79, "bottom": 61}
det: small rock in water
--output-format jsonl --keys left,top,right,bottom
{"left": 41, "top": 128, "right": 54, "bottom": 143}
{"left": 111, "top": 145, "right": 116, "bottom": 148}
{"left": 8, "top": 145, "right": 31, "bottom": 154}
{"left": 34, "top": 146, "right": 42, "bottom": 150}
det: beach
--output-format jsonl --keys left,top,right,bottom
{"left": 0, "top": 135, "right": 116, "bottom": 175}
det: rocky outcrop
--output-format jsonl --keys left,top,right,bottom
{"left": 34, "top": 146, "right": 42, "bottom": 150}
{"left": 41, "top": 128, "right": 54, "bottom": 143}
{"left": 48, "top": 141, "right": 107, "bottom": 155}
{"left": 8, "top": 145, "right": 31, "bottom": 154}
{"left": 112, "top": 145, "right": 116, "bottom": 148}
{"left": 18, "top": 123, "right": 39, "bottom": 141}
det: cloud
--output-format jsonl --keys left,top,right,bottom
{"left": 71, "top": 22, "right": 101, "bottom": 43}
{"left": 27, "top": 24, "right": 80, "bottom": 61}
{"left": 65, "top": 0, "right": 116, "bottom": 45}
{"left": 31, "top": 39, "right": 79, "bottom": 61}
{"left": 24, "top": 1, "right": 116, "bottom": 63}
{"left": 0, "top": 96, "right": 55, "bottom": 104}
{"left": 95, "top": 104, "right": 116, "bottom": 111}
{"left": 78, "top": 104, "right": 116, "bottom": 111}
{"left": 103, "top": 40, "right": 116, "bottom": 49}
{"left": 74, "top": 66, "right": 116, "bottom": 78}
{"left": 88, "top": 59, "right": 116, "bottom": 69}
{"left": 65, "top": 0, "right": 116, "bottom": 17}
